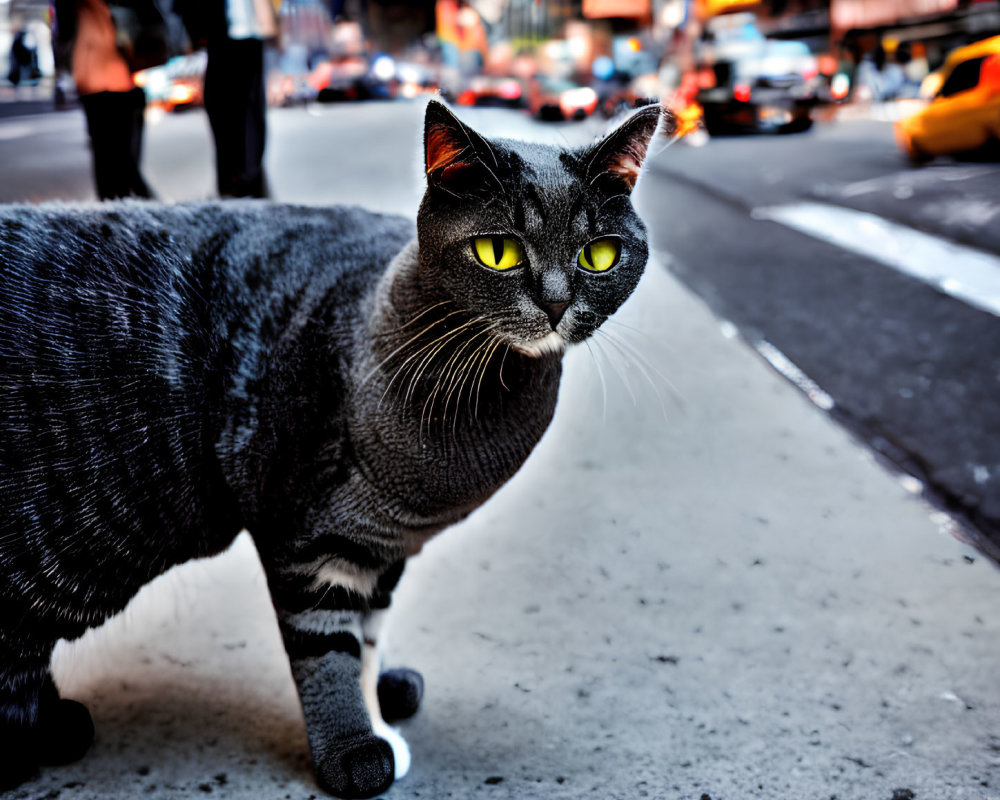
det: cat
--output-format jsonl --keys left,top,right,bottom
{"left": 0, "top": 99, "right": 663, "bottom": 798}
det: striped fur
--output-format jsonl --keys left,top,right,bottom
{"left": 0, "top": 102, "right": 662, "bottom": 797}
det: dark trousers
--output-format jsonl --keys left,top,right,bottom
{"left": 204, "top": 37, "right": 268, "bottom": 198}
{"left": 79, "top": 88, "right": 153, "bottom": 201}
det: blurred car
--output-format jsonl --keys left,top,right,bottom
{"left": 134, "top": 52, "right": 207, "bottom": 112}
{"left": 395, "top": 61, "right": 439, "bottom": 99}
{"left": 696, "top": 39, "right": 819, "bottom": 134}
{"left": 599, "top": 72, "right": 660, "bottom": 118}
{"left": 309, "top": 54, "right": 394, "bottom": 102}
{"left": 453, "top": 75, "right": 524, "bottom": 108}
{"left": 895, "top": 36, "right": 1000, "bottom": 163}
{"left": 526, "top": 76, "right": 598, "bottom": 121}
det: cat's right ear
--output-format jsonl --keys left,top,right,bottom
{"left": 424, "top": 99, "right": 501, "bottom": 197}
{"left": 585, "top": 103, "right": 666, "bottom": 193}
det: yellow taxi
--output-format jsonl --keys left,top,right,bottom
{"left": 895, "top": 36, "right": 1000, "bottom": 162}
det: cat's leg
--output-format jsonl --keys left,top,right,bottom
{"left": 0, "top": 642, "right": 95, "bottom": 789}
{"left": 279, "top": 606, "right": 394, "bottom": 798}
{"left": 377, "top": 666, "right": 424, "bottom": 724}
{"left": 270, "top": 562, "right": 412, "bottom": 799}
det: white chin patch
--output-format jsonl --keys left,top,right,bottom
{"left": 515, "top": 331, "right": 566, "bottom": 358}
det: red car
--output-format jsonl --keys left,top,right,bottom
{"left": 454, "top": 76, "right": 524, "bottom": 108}
{"left": 526, "top": 76, "right": 598, "bottom": 121}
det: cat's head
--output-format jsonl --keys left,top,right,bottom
{"left": 416, "top": 99, "right": 662, "bottom": 357}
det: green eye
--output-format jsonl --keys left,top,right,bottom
{"left": 578, "top": 237, "right": 621, "bottom": 273}
{"left": 473, "top": 236, "right": 524, "bottom": 271}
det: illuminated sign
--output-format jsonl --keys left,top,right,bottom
{"left": 583, "top": 0, "right": 652, "bottom": 21}
{"left": 831, "top": 0, "right": 958, "bottom": 30}
{"left": 694, "top": 0, "right": 761, "bottom": 19}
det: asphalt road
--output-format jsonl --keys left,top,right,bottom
{"left": 643, "top": 119, "right": 1000, "bottom": 561}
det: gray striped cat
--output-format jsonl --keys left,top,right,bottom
{"left": 0, "top": 100, "right": 663, "bottom": 798}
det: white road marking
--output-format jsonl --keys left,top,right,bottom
{"left": 752, "top": 201, "right": 1000, "bottom": 318}
{"left": 835, "top": 166, "right": 995, "bottom": 198}
{"left": 754, "top": 340, "right": 835, "bottom": 411}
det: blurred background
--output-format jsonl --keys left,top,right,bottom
{"left": 2, "top": 0, "right": 1000, "bottom": 134}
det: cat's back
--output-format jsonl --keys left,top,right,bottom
{"left": 0, "top": 200, "right": 415, "bottom": 628}
{"left": 0, "top": 199, "right": 415, "bottom": 463}
{"left": 0, "top": 200, "right": 414, "bottom": 375}
{"left": 0, "top": 200, "right": 414, "bottom": 294}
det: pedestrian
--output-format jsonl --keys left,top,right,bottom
{"left": 7, "top": 29, "right": 42, "bottom": 87}
{"left": 54, "top": 0, "right": 174, "bottom": 200}
{"left": 900, "top": 41, "right": 930, "bottom": 97}
{"left": 174, "top": 0, "right": 278, "bottom": 198}
{"left": 856, "top": 44, "right": 905, "bottom": 103}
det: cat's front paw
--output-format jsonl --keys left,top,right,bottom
{"left": 0, "top": 695, "right": 94, "bottom": 789}
{"left": 314, "top": 732, "right": 395, "bottom": 799}
{"left": 38, "top": 698, "right": 95, "bottom": 766}
{"left": 377, "top": 667, "right": 424, "bottom": 723}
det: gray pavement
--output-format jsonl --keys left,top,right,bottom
{"left": 5, "top": 102, "right": 1000, "bottom": 800}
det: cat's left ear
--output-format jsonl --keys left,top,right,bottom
{"left": 585, "top": 104, "right": 665, "bottom": 193}
{"left": 424, "top": 99, "right": 501, "bottom": 196}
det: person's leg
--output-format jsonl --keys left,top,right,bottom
{"left": 204, "top": 37, "right": 268, "bottom": 198}
{"left": 73, "top": 0, "right": 152, "bottom": 200}
{"left": 79, "top": 88, "right": 153, "bottom": 200}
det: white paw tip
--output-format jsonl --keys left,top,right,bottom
{"left": 378, "top": 724, "right": 411, "bottom": 779}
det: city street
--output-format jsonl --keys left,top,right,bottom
{"left": 646, "top": 119, "right": 1000, "bottom": 561}
{"left": 2, "top": 101, "right": 1000, "bottom": 800}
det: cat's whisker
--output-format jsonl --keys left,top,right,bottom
{"left": 432, "top": 319, "right": 492, "bottom": 397}
{"left": 598, "top": 323, "right": 687, "bottom": 409}
{"left": 414, "top": 327, "right": 482, "bottom": 441}
{"left": 445, "top": 323, "right": 501, "bottom": 426}
{"left": 376, "top": 317, "right": 477, "bottom": 411}
{"left": 498, "top": 344, "right": 512, "bottom": 391}
{"left": 410, "top": 324, "right": 496, "bottom": 439}
{"left": 589, "top": 328, "right": 638, "bottom": 407}
{"left": 446, "top": 331, "right": 498, "bottom": 435}
{"left": 440, "top": 320, "right": 498, "bottom": 416}
{"left": 366, "top": 318, "right": 450, "bottom": 392}
{"left": 381, "top": 300, "right": 455, "bottom": 336}
{"left": 434, "top": 340, "right": 481, "bottom": 429}
{"left": 403, "top": 321, "right": 479, "bottom": 409}
{"left": 363, "top": 309, "right": 467, "bottom": 390}
{"left": 604, "top": 316, "right": 680, "bottom": 356}
{"left": 592, "top": 328, "right": 674, "bottom": 424}
{"left": 583, "top": 339, "right": 609, "bottom": 423}
{"left": 422, "top": 322, "right": 492, "bottom": 428}
{"left": 471, "top": 335, "right": 504, "bottom": 420}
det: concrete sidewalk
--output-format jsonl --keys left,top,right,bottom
{"left": 10, "top": 105, "right": 1000, "bottom": 800}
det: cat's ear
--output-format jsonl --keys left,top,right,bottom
{"left": 424, "top": 99, "right": 501, "bottom": 197}
{"left": 585, "top": 104, "right": 666, "bottom": 193}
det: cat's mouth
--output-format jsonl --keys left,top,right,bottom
{"left": 512, "top": 331, "right": 566, "bottom": 358}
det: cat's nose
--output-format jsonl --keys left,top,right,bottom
{"left": 542, "top": 301, "right": 569, "bottom": 329}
